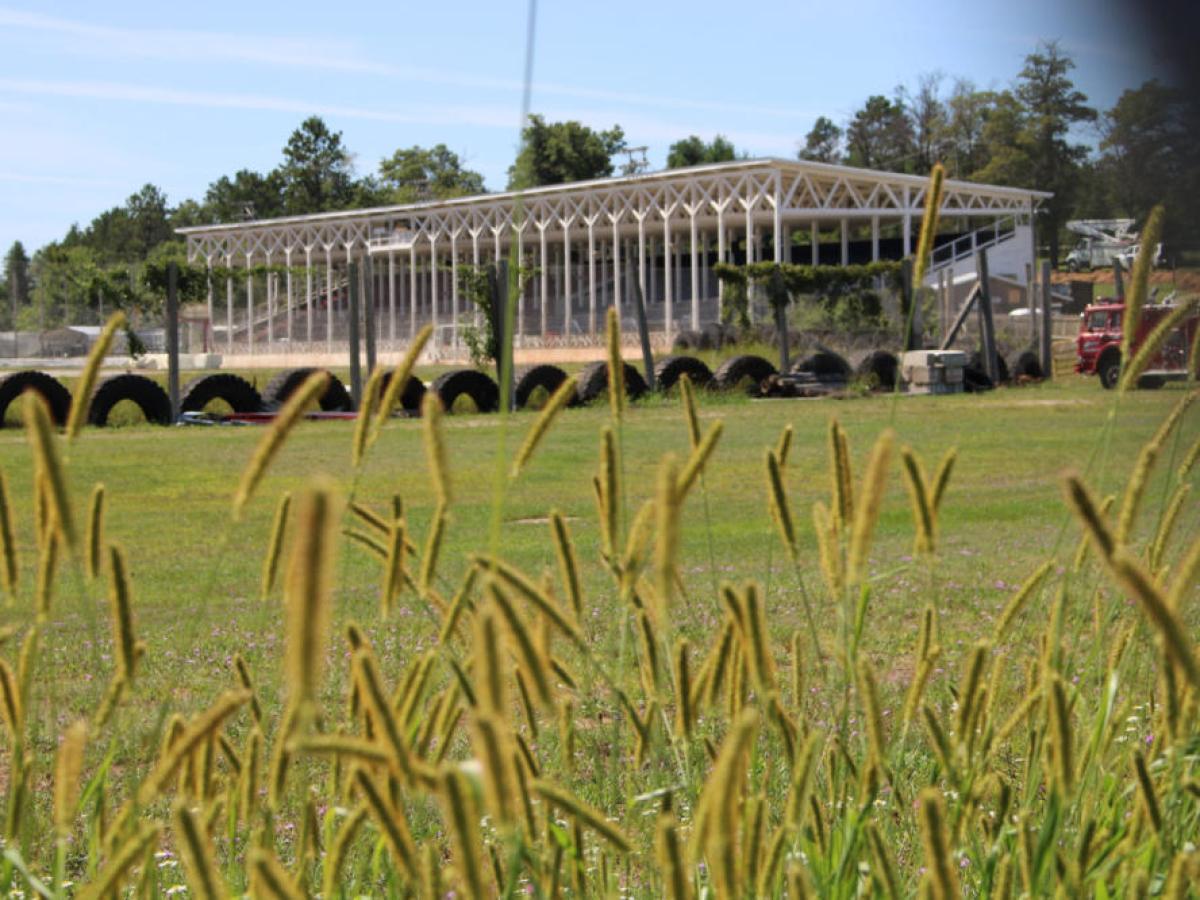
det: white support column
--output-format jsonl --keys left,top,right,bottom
{"left": 903, "top": 187, "right": 913, "bottom": 256}
{"left": 285, "top": 249, "right": 294, "bottom": 344}
{"left": 600, "top": 238, "right": 609, "bottom": 316}
{"left": 388, "top": 252, "right": 396, "bottom": 342}
{"left": 563, "top": 229, "right": 572, "bottom": 336}
{"left": 245, "top": 255, "right": 254, "bottom": 355}
{"left": 772, "top": 202, "right": 782, "bottom": 266}
{"left": 587, "top": 219, "right": 597, "bottom": 334}
{"left": 450, "top": 230, "right": 460, "bottom": 349}
{"left": 225, "top": 256, "right": 234, "bottom": 352}
{"left": 840, "top": 218, "right": 849, "bottom": 266}
{"left": 811, "top": 222, "right": 819, "bottom": 266}
{"left": 611, "top": 217, "right": 622, "bottom": 322}
{"left": 871, "top": 216, "right": 880, "bottom": 262}
{"left": 744, "top": 204, "right": 754, "bottom": 264}
{"left": 663, "top": 216, "right": 673, "bottom": 338}
{"left": 408, "top": 242, "right": 417, "bottom": 339}
{"left": 429, "top": 234, "right": 439, "bottom": 336}
{"left": 689, "top": 212, "right": 700, "bottom": 329}
{"left": 304, "top": 248, "right": 313, "bottom": 344}
{"left": 264, "top": 253, "right": 273, "bottom": 349}
{"left": 470, "top": 229, "right": 482, "bottom": 328}
{"left": 637, "top": 216, "right": 647, "bottom": 312}
{"left": 205, "top": 257, "right": 214, "bottom": 333}
{"left": 516, "top": 228, "right": 525, "bottom": 340}
{"left": 538, "top": 224, "right": 548, "bottom": 338}
{"left": 716, "top": 208, "right": 726, "bottom": 316}
{"left": 325, "top": 248, "right": 334, "bottom": 351}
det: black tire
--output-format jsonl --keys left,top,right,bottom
{"left": 855, "top": 350, "right": 899, "bottom": 390}
{"left": 654, "top": 356, "right": 714, "bottom": 392}
{"left": 514, "top": 364, "right": 571, "bottom": 409}
{"left": 377, "top": 372, "right": 426, "bottom": 414}
{"left": 87, "top": 374, "right": 172, "bottom": 426}
{"left": 962, "top": 367, "right": 995, "bottom": 393}
{"left": 1008, "top": 350, "right": 1043, "bottom": 380}
{"left": 179, "top": 373, "right": 263, "bottom": 414}
{"left": 968, "top": 351, "right": 1010, "bottom": 384}
{"left": 0, "top": 370, "right": 72, "bottom": 427}
{"left": 712, "top": 354, "right": 777, "bottom": 393}
{"left": 792, "top": 350, "right": 852, "bottom": 382}
{"left": 1097, "top": 350, "right": 1121, "bottom": 390}
{"left": 575, "top": 360, "right": 649, "bottom": 406}
{"left": 263, "top": 368, "right": 352, "bottom": 411}
{"left": 430, "top": 369, "right": 499, "bottom": 414}
{"left": 1137, "top": 375, "right": 1165, "bottom": 390}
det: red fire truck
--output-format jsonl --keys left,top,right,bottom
{"left": 1075, "top": 298, "right": 1198, "bottom": 389}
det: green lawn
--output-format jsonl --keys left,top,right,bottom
{"left": 0, "top": 374, "right": 1196, "bottom": 895}
{"left": 2, "top": 377, "right": 1191, "bottom": 720}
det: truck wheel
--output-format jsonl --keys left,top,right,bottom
{"left": 1097, "top": 352, "right": 1121, "bottom": 390}
{"left": 1136, "top": 375, "right": 1165, "bottom": 390}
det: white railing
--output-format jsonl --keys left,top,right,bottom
{"left": 366, "top": 231, "right": 419, "bottom": 254}
{"left": 929, "top": 216, "right": 1018, "bottom": 274}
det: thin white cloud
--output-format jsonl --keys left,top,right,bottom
{"left": 0, "top": 170, "right": 123, "bottom": 187}
{"left": 0, "top": 6, "right": 807, "bottom": 120}
{"left": 0, "top": 78, "right": 518, "bottom": 129}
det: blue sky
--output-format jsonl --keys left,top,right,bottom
{"left": 0, "top": 0, "right": 1166, "bottom": 254}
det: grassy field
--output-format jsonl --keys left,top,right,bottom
{"left": 0, "top": 372, "right": 1197, "bottom": 896}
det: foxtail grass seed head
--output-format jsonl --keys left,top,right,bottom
{"left": 931, "top": 447, "right": 957, "bottom": 512}
{"left": 422, "top": 392, "right": 451, "bottom": 507}
{"left": 381, "top": 515, "right": 407, "bottom": 615}
{"left": 173, "top": 800, "right": 225, "bottom": 900}
{"left": 249, "top": 846, "right": 305, "bottom": 900}
{"left": 438, "top": 766, "right": 484, "bottom": 898}
{"left": 77, "top": 822, "right": 161, "bottom": 900}
{"left": 828, "top": 419, "right": 853, "bottom": 531}
{"left": 1048, "top": 675, "right": 1074, "bottom": 795}
{"left": 600, "top": 426, "right": 620, "bottom": 558}
{"left": 232, "top": 370, "right": 329, "bottom": 518}
{"left": 419, "top": 503, "right": 448, "bottom": 595}
{"left": 917, "top": 787, "right": 959, "bottom": 900}
{"left": 53, "top": 720, "right": 88, "bottom": 836}
{"left": 679, "top": 374, "right": 701, "bottom": 448}
{"left": 534, "top": 778, "right": 632, "bottom": 854}
{"left": 260, "top": 492, "right": 290, "bottom": 603}
{"left": 284, "top": 482, "right": 337, "bottom": 714}
{"left": 677, "top": 422, "right": 723, "bottom": 499}
{"left": 351, "top": 365, "right": 385, "bottom": 467}
{"left": 66, "top": 311, "right": 125, "bottom": 442}
{"left": 511, "top": 374, "right": 577, "bottom": 477}
{"left": 372, "top": 323, "right": 433, "bottom": 444}
{"left": 1063, "top": 472, "right": 1116, "bottom": 561}
{"left": 606, "top": 306, "right": 625, "bottom": 420}
{"left": 913, "top": 163, "right": 946, "bottom": 285}
{"left": 993, "top": 559, "right": 1054, "bottom": 642}
{"left": 0, "top": 470, "right": 17, "bottom": 598}
{"left": 24, "top": 391, "right": 76, "bottom": 552}
{"left": 354, "top": 767, "right": 419, "bottom": 879}
{"left": 84, "top": 484, "right": 105, "bottom": 581}
{"left": 0, "top": 659, "right": 23, "bottom": 740}
{"left": 655, "top": 453, "right": 682, "bottom": 611}
{"left": 107, "top": 544, "right": 138, "bottom": 682}
{"left": 776, "top": 424, "right": 794, "bottom": 468}
{"left": 550, "top": 510, "right": 583, "bottom": 617}
{"left": 322, "top": 806, "right": 367, "bottom": 900}
{"left": 857, "top": 658, "right": 886, "bottom": 763}
{"left": 1120, "top": 204, "right": 1164, "bottom": 364}
{"left": 900, "top": 446, "right": 935, "bottom": 555}
{"left": 766, "top": 449, "right": 798, "bottom": 561}
{"left": 1110, "top": 548, "right": 1200, "bottom": 689}
{"left": 35, "top": 529, "right": 58, "bottom": 620}
{"left": 848, "top": 429, "right": 894, "bottom": 585}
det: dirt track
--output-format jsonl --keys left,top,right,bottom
{"left": 1051, "top": 269, "right": 1200, "bottom": 292}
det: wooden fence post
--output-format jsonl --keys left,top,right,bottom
{"left": 166, "top": 262, "right": 180, "bottom": 421}
{"left": 976, "top": 251, "right": 999, "bottom": 383}
{"left": 347, "top": 260, "right": 362, "bottom": 409}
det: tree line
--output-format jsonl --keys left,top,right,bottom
{"left": 4, "top": 39, "right": 1196, "bottom": 332}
